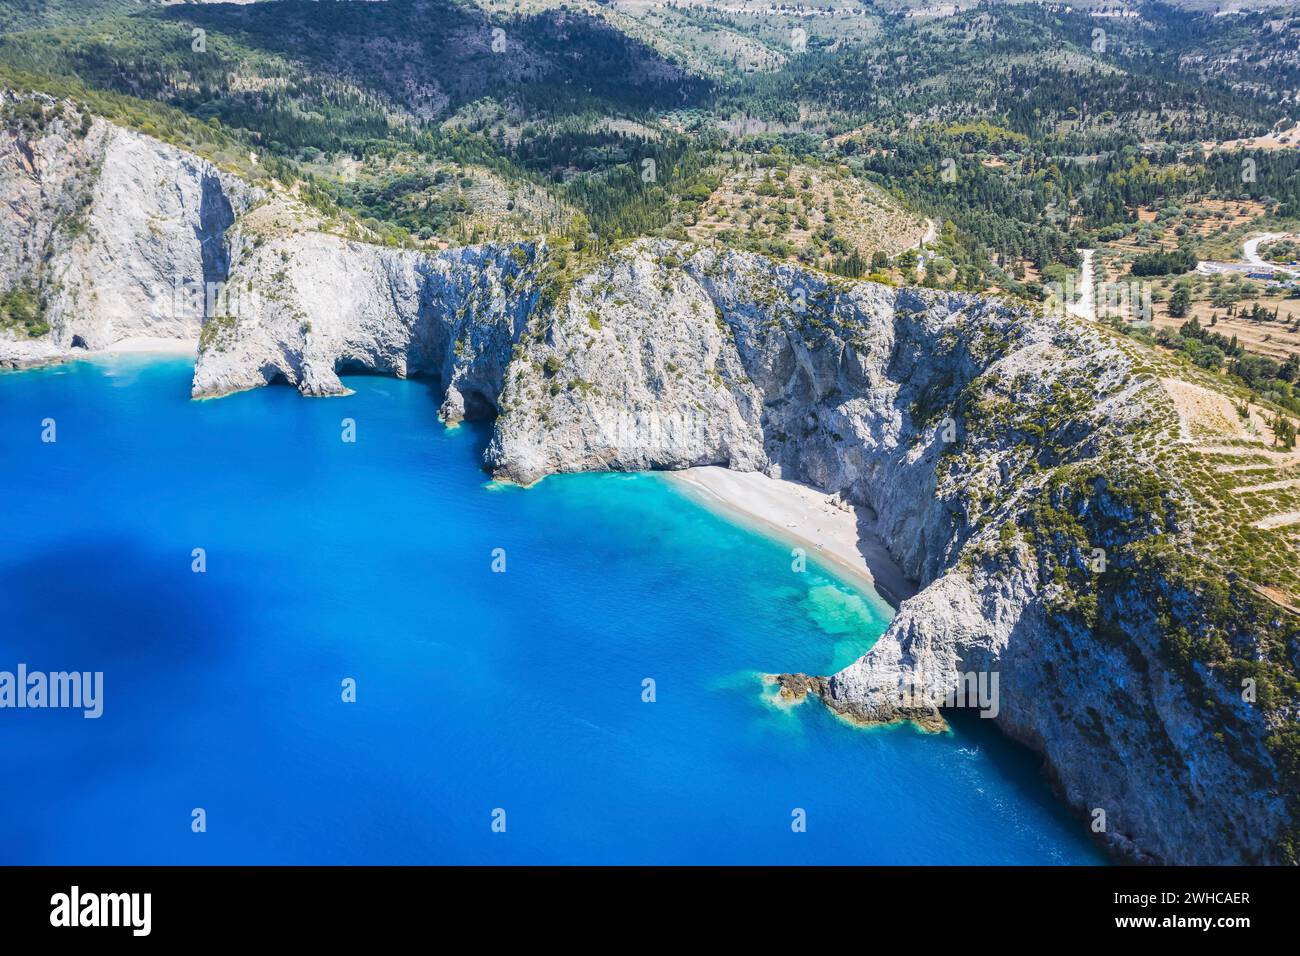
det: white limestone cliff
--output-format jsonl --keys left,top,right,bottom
{"left": 2, "top": 104, "right": 1294, "bottom": 864}
{"left": 0, "top": 92, "right": 258, "bottom": 366}
{"left": 192, "top": 235, "right": 1296, "bottom": 863}
{"left": 189, "top": 197, "right": 541, "bottom": 427}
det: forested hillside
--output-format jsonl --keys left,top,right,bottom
{"left": 0, "top": 0, "right": 155, "bottom": 34}
{"left": 1, "top": 0, "right": 1299, "bottom": 410}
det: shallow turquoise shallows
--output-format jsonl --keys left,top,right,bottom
{"left": 0, "top": 356, "right": 1105, "bottom": 864}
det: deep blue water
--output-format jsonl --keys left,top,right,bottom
{"left": 0, "top": 356, "right": 1105, "bottom": 864}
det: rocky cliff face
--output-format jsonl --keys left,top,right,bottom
{"left": 189, "top": 197, "right": 542, "bottom": 427}
{"left": 488, "top": 242, "right": 1294, "bottom": 865}
{"left": 192, "top": 235, "right": 1297, "bottom": 863}
{"left": 4, "top": 106, "right": 1295, "bottom": 864}
{"left": 0, "top": 92, "right": 258, "bottom": 367}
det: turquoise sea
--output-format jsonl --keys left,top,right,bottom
{"left": 0, "top": 355, "right": 1104, "bottom": 864}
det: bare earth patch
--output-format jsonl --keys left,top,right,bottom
{"left": 1256, "top": 511, "right": 1300, "bottom": 530}
{"left": 1161, "top": 377, "right": 1261, "bottom": 442}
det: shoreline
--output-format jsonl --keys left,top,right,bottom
{"left": 97, "top": 336, "right": 198, "bottom": 356}
{"left": 2, "top": 336, "right": 197, "bottom": 372}
{"left": 666, "top": 465, "right": 917, "bottom": 609}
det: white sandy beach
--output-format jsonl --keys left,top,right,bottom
{"left": 99, "top": 336, "right": 198, "bottom": 356}
{"left": 3, "top": 335, "right": 192, "bottom": 371}
{"left": 668, "top": 465, "right": 916, "bottom": 608}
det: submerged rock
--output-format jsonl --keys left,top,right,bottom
{"left": 772, "top": 672, "right": 826, "bottom": 703}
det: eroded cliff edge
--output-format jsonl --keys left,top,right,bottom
{"left": 5, "top": 105, "right": 1297, "bottom": 864}
{"left": 193, "top": 233, "right": 1300, "bottom": 864}
{"left": 0, "top": 92, "right": 259, "bottom": 367}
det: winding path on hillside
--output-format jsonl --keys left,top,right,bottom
{"left": 1198, "top": 232, "right": 1298, "bottom": 278}
{"left": 1067, "top": 248, "right": 1095, "bottom": 321}
{"left": 1244, "top": 233, "right": 1290, "bottom": 269}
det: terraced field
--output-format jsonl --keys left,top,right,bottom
{"left": 1154, "top": 366, "right": 1300, "bottom": 604}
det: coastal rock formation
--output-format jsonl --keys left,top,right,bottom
{"left": 199, "top": 235, "right": 1299, "bottom": 864}
{"left": 191, "top": 234, "right": 1298, "bottom": 863}
{"left": 0, "top": 92, "right": 259, "bottom": 362}
{"left": 3, "top": 107, "right": 1296, "bottom": 865}
{"left": 490, "top": 242, "right": 1298, "bottom": 865}
{"left": 188, "top": 197, "right": 541, "bottom": 425}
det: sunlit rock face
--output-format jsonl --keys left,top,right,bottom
{"left": 2, "top": 106, "right": 1292, "bottom": 865}
{"left": 0, "top": 95, "right": 259, "bottom": 360}
{"left": 211, "top": 231, "right": 1289, "bottom": 863}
